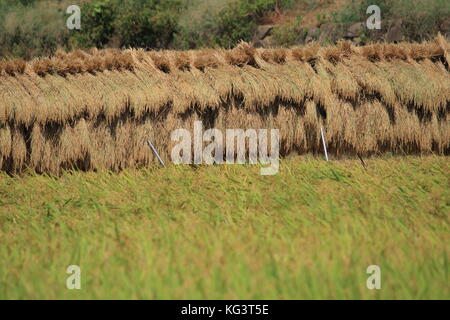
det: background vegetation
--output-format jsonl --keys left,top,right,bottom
{"left": 0, "top": 156, "right": 448, "bottom": 299}
{"left": 0, "top": 0, "right": 294, "bottom": 59}
{"left": 333, "top": 0, "right": 450, "bottom": 40}
{"left": 1, "top": 0, "right": 448, "bottom": 59}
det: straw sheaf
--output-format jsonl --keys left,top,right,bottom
{"left": 10, "top": 126, "right": 27, "bottom": 172}
{"left": 30, "top": 124, "right": 59, "bottom": 173}
{"left": 0, "top": 124, "right": 11, "bottom": 169}
{"left": 0, "top": 59, "right": 27, "bottom": 76}
{"left": 0, "top": 36, "right": 447, "bottom": 79}
{"left": 0, "top": 38, "right": 449, "bottom": 173}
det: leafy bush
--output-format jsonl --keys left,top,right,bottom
{"left": 69, "top": 0, "right": 117, "bottom": 48}
{"left": 174, "top": 0, "right": 296, "bottom": 49}
{"left": 272, "top": 16, "right": 308, "bottom": 46}
{"left": 70, "top": 0, "right": 184, "bottom": 49}
{"left": 114, "top": 0, "right": 183, "bottom": 49}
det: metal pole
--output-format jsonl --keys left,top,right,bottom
{"left": 320, "top": 126, "right": 329, "bottom": 161}
{"left": 147, "top": 140, "right": 166, "bottom": 167}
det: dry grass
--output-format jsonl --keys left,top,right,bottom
{"left": 0, "top": 36, "right": 449, "bottom": 173}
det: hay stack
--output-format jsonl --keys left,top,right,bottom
{"left": 0, "top": 36, "right": 449, "bottom": 174}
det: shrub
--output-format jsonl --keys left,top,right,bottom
{"left": 272, "top": 16, "right": 309, "bottom": 46}
{"left": 114, "top": 0, "right": 183, "bottom": 49}
{"left": 69, "top": 0, "right": 117, "bottom": 49}
{"left": 174, "top": 0, "right": 296, "bottom": 49}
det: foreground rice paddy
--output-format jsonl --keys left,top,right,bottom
{"left": 0, "top": 156, "right": 448, "bottom": 299}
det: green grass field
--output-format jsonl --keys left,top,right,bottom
{"left": 0, "top": 156, "right": 448, "bottom": 299}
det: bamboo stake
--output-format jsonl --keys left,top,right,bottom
{"left": 320, "top": 126, "right": 329, "bottom": 161}
{"left": 147, "top": 140, "right": 166, "bottom": 167}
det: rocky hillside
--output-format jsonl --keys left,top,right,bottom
{"left": 253, "top": 0, "right": 450, "bottom": 47}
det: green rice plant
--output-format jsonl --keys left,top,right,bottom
{"left": 0, "top": 156, "right": 448, "bottom": 299}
